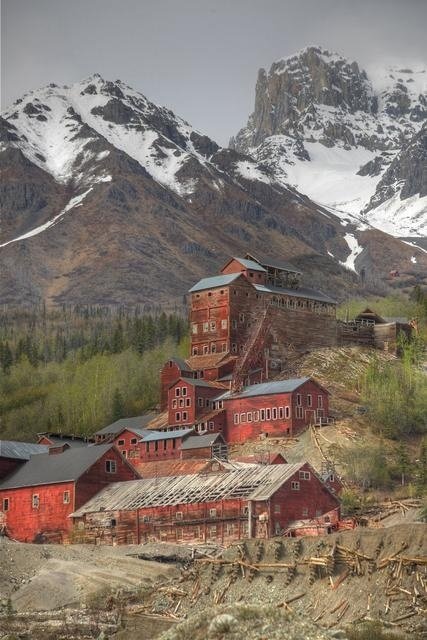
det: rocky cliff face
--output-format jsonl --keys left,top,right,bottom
{"left": 231, "top": 47, "right": 426, "bottom": 238}
{"left": 1, "top": 73, "right": 425, "bottom": 306}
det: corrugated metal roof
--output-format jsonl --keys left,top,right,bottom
{"left": 71, "top": 463, "right": 306, "bottom": 516}
{"left": 0, "top": 444, "right": 115, "bottom": 489}
{"left": 181, "top": 434, "right": 224, "bottom": 450}
{"left": 230, "top": 257, "right": 267, "bottom": 272}
{"left": 38, "top": 434, "right": 91, "bottom": 448}
{"left": 145, "top": 411, "right": 170, "bottom": 431}
{"left": 141, "top": 429, "right": 193, "bottom": 442}
{"left": 188, "top": 273, "right": 241, "bottom": 293}
{"left": 0, "top": 441, "right": 49, "bottom": 461}
{"left": 167, "top": 357, "right": 194, "bottom": 373}
{"left": 216, "top": 377, "right": 311, "bottom": 401}
{"left": 254, "top": 284, "right": 336, "bottom": 304}
{"left": 95, "top": 414, "right": 157, "bottom": 436}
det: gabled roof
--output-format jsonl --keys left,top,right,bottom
{"left": 175, "top": 378, "right": 226, "bottom": 390}
{"left": 186, "top": 353, "right": 236, "bottom": 371}
{"left": 132, "top": 459, "right": 217, "bottom": 478}
{"left": 222, "top": 257, "right": 267, "bottom": 272}
{"left": 245, "top": 253, "right": 302, "bottom": 275}
{"left": 0, "top": 444, "right": 116, "bottom": 490}
{"left": 140, "top": 428, "right": 193, "bottom": 443}
{"left": 0, "top": 440, "right": 49, "bottom": 461}
{"left": 166, "top": 357, "right": 194, "bottom": 373}
{"left": 181, "top": 434, "right": 225, "bottom": 450}
{"left": 215, "top": 377, "right": 313, "bottom": 401}
{"left": 254, "top": 284, "right": 336, "bottom": 304}
{"left": 71, "top": 463, "right": 316, "bottom": 516}
{"left": 37, "top": 433, "right": 91, "bottom": 448}
{"left": 94, "top": 413, "right": 157, "bottom": 437}
{"left": 188, "top": 273, "right": 241, "bottom": 293}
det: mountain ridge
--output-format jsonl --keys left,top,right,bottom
{"left": 0, "top": 68, "right": 425, "bottom": 307}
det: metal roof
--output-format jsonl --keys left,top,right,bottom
{"left": 0, "top": 444, "right": 115, "bottom": 489}
{"left": 0, "top": 440, "right": 49, "bottom": 461}
{"left": 188, "top": 273, "right": 241, "bottom": 293}
{"left": 167, "top": 357, "right": 194, "bottom": 373}
{"left": 180, "top": 378, "right": 226, "bottom": 389}
{"left": 94, "top": 414, "right": 157, "bottom": 437}
{"left": 229, "top": 257, "right": 267, "bottom": 272}
{"left": 181, "top": 434, "right": 225, "bottom": 450}
{"left": 216, "top": 377, "right": 311, "bottom": 401}
{"left": 245, "top": 254, "right": 302, "bottom": 274}
{"left": 254, "top": 284, "right": 336, "bottom": 304}
{"left": 141, "top": 428, "right": 193, "bottom": 443}
{"left": 133, "top": 459, "right": 216, "bottom": 478}
{"left": 71, "top": 463, "right": 306, "bottom": 516}
{"left": 38, "top": 434, "right": 91, "bottom": 448}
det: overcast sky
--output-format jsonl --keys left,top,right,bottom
{"left": 2, "top": 0, "right": 426, "bottom": 145}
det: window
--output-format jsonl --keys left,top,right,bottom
{"left": 222, "top": 343, "right": 227, "bottom": 352}
{"left": 182, "top": 411, "right": 188, "bottom": 421}
{"left": 163, "top": 440, "right": 167, "bottom": 450}
{"left": 122, "top": 450, "right": 127, "bottom": 457}
{"left": 242, "top": 506, "right": 249, "bottom": 515}
{"left": 272, "top": 407, "right": 278, "bottom": 420}
{"left": 295, "top": 406, "right": 303, "bottom": 419}
{"left": 172, "top": 399, "right": 177, "bottom": 409}
{"left": 32, "top": 494, "right": 40, "bottom": 509}
{"left": 226, "top": 523, "right": 235, "bottom": 535}
{"left": 2, "top": 498, "right": 9, "bottom": 511}
{"left": 254, "top": 410, "right": 260, "bottom": 422}
{"left": 130, "top": 438, "right": 137, "bottom": 444}
{"left": 197, "top": 397, "right": 204, "bottom": 407}
{"left": 203, "top": 345, "right": 209, "bottom": 354}
{"left": 105, "top": 460, "right": 117, "bottom": 473}
{"left": 302, "top": 508, "right": 308, "bottom": 517}
{"left": 247, "top": 412, "right": 253, "bottom": 422}
{"left": 182, "top": 387, "right": 187, "bottom": 396}
{"left": 279, "top": 407, "right": 284, "bottom": 419}
{"left": 239, "top": 313, "right": 245, "bottom": 323}
{"left": 208, "top": 525, "right": 217, "bottom": 539}
{"left": 240, "top": 413, "right": 246, "bottom": 423}
{"left": 232, "top": 319, "right": 238, "bottom": 329}
{"left": 266, "top": 408, "right": 271, "bottom": 420}
{"left": 129, "top": 450, "right": 140, "bottom": 459}
{"left": 231, "top": 343, "right": 237, "bottom": 353}
{"left": 63, "top": 490, "right": 70, "bottom": 504}
{"left": 210, "top": 321, "right": 216, "bottom": 331}
{"left": 208, "top": 421, "right": 215, "bottom": 431}
{"left": 179, "top": 398, "right": 184, "bottom": 407}
{"left": 221, "top": 319, "right": 227, "bottom": 329}
{"left": 285, "top": 406, "right": 290, "bottom": 419}
{"left": 192, "top": 347, "right": 198, "bottom": 355}
{"left": 211, "top": 343, "right": 216, "bottom": 353}
{"left": 209, "top": 508, "right": 217, "bottom": 518}
{"left": 186, "top": 398, "right": 191, "bottom": 407}
{"left": 117, "top": 439, "right": 125, "bottom": 445}
{"left": 203, "top": 322, "right": 209, "bottom": 333}
{"left": 299, "top": 471, "right": 311, "bottom": 480}
{"left": 260, "top": 409, "right": 266, "bottom": 421}
{"left": 192, "top": 323, "right": 198, "bottom": 334}
{"left": 176, "top": 512, "right": 183, "bottom": 520}
{"left": 274, "top": 504, "right": 281, "bottom": 514}
{"left": 175, "top": 388, "right": 180, "bottom": 397}
{"left": 296, "top": 394, "right": 302, "bottom": 406}
{"left": 175, "top": 412, "right": 181, "bottom": 421}
{"left": 143, "top": 515, "right": 150, "bottom": 523}
{"left": 291, "top": 481, "right": 300, "bottom": 490}
{"left": 318, "top": 395, "right": 323, "bottom": 408}
{"left": 205, "top": 398, "right": 210, "bottom": 407}
{"left": 234, "top": 413, "right": 239, "bottom": 425}
{"left": 307, "top": 394, "right": 312, "bottom": 407}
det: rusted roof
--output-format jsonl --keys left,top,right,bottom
{"left": 185, "top": 353, "right": 236, "bottom": 371}
{"left": 144, "top": 411, "right": 170, "bottom": 431}
{"left": 222, "top": 257, "right": 267, "bottom": 272}
{"left": 71, "top": 463, "right": 309, "bottom": 516}
{"left": 132, "top": 459, "right": 214, "bottom": 478}
{"left": 216, "top": 377, "right": 312, "bottom": 401}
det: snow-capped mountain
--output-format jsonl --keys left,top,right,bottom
{"left": 0, "top": 73, "right": 425, "bottom": 306}
{"left": 231, "top": 46, "right": 426, "bottom": 238}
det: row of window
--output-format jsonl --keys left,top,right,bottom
{"left": 191, "top": 342, "right": 228, "bottom": 355}
{"left": 233, "top": 406, "right": 291, "bottom": 425}
{"left": 192, "top": 319, "right": 228, "bottom": 334}
{"left": 296, "top": 393, "right": 323, "bottom": 408}
{"left": 2, "top": 491, "right": 71, "bottom": 512}
{"left": 117, "top": 437, "right": 138, "bottom": 446}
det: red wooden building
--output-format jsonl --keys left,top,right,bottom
{"left": 0, "top": 441, "right": 49, "bottom": 480}
{"left": 94, "top": 414, "right": 157, "bottom": 443}
{"left": 71, "top": 462, "right": 340, "bottom": 545}
{"left": 37, "top": 433, "right": 93, "bottom": 448}
{"left": 0, "top": 444, "right": 138, "bottom": 543}
{"left": 214, "top": 377, "right": 330, "bottom": 442}
{"left": 167, "top": 378, "right": 226, "bottom": 427}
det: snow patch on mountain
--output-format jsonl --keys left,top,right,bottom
{"left": 0, "top": 187, "right": 94, "bottom": 248}
{"left": 367, "top": 192, "right": 427, "bottom": 237}
{"left": 340, "top": 233, "right": 364, "bottom": 272}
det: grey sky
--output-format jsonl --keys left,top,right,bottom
{"left": 2, "top": 0, "right": 426, "bottom": 145}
